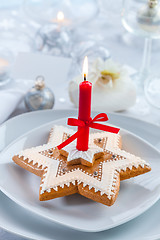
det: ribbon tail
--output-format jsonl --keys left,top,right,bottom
{"left": 57, "top": 128, "right": 84, "bottom": 150}
{"left": 90, "top": 122, "right": 120, "bottom": 134}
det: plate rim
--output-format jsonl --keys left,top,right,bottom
{"left": 1, "top": 108, "right": 159, "bottom": 132}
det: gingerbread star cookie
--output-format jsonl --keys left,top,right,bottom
{"left": 12, "top": 125, "right": 151, "bottom": 206}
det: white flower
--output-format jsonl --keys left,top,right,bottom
{"left": 89, "top": 58, "right": 129, "bottom": 90}
{"left": 68, "top": 58, "right": 136, "bottom": 112}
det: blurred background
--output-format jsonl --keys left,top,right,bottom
{"left": 0, "top": 0, "right": 160, "bottom": 124}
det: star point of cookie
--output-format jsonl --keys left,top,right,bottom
{"left": 12, "top": 125, "right": 151, "bottom": 206}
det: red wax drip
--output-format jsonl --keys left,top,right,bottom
{"left": 76, "top": 80, "right": 92, "bottom": 151}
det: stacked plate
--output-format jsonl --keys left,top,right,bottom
{"left": 0, "top": 109, "right": 160, "bottom": 240}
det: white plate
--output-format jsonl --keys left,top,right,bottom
{"left": 0, "top": 117, "right": 160, "bottom": 232}
{"left": 0, "top": 109, "right": 160, "bottom": 240}
{"left": 1, "top": 190, "right": 160, "bottom": 240}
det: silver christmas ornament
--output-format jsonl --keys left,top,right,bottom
{"left": 25, "top": 76, "right": 55, "bottom": 111}
{"left": 137, "top": 0, "right": 160, "bottom": 32}
{"left": 35, "top": 24, "right": 72, "bottom": 57}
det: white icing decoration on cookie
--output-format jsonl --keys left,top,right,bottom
{"left": 39, "top": 162, "right": 118, "bottom": 197}
{"left": 48, "top": 125, "right": 74, "bottom": 146}
{"left": 15, "top": 125, "right": 150, "bottom": 200}
{"left": 18, "top": 146, "right": 57, "bottom": 170}
{"left": 63, "top": 142, "right": 103, "bottom": 163}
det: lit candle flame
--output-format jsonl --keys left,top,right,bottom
{"left": 57, "top": 11, "right": 64, "bottom": 22}
{"left": 83, "top": 56, "right": 88, "bottom": 81}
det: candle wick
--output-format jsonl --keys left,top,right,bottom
{"left": 84, "top": 74, "right": 86, "bottom": 81}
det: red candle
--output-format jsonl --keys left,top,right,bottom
{"left": 76, "top": 56, "right": 92, "bottom": 151}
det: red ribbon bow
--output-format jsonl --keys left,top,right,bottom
{"left": 57, "top": 113, "right": 120, "bottom": 150}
